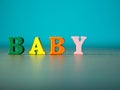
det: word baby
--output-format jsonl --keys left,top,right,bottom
{"left": 8, "top": 36, "right": 87, "bottom": 55}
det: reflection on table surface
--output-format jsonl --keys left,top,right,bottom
{"left": 0, "top": 49, "right": 120, "bottom": 89}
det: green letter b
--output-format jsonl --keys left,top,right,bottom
{"left": 9, "top": 37, "right": 25, "bottom": 55}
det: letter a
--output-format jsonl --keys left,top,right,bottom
{"left": 71, "top": 36, "right": 87, "bottom": 55}
{"left": 29, "top": 37, "right": 46, "bottom": 55}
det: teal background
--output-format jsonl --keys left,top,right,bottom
{"left": 0, "top": 1, "right": 120, "bottom": 89}
{"left": 0, "top": 0, "right": 120, "bottom": 48}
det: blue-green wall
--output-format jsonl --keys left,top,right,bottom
{"left": 0, "top": 0, "right": 120, "bottom": 48}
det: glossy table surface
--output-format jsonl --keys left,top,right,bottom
{"left": 0, "top": 48, "right": 120, "bottom": 90}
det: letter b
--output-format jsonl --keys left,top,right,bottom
{"left": 9, "top": 37, "right": 25, "bottom": 55}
